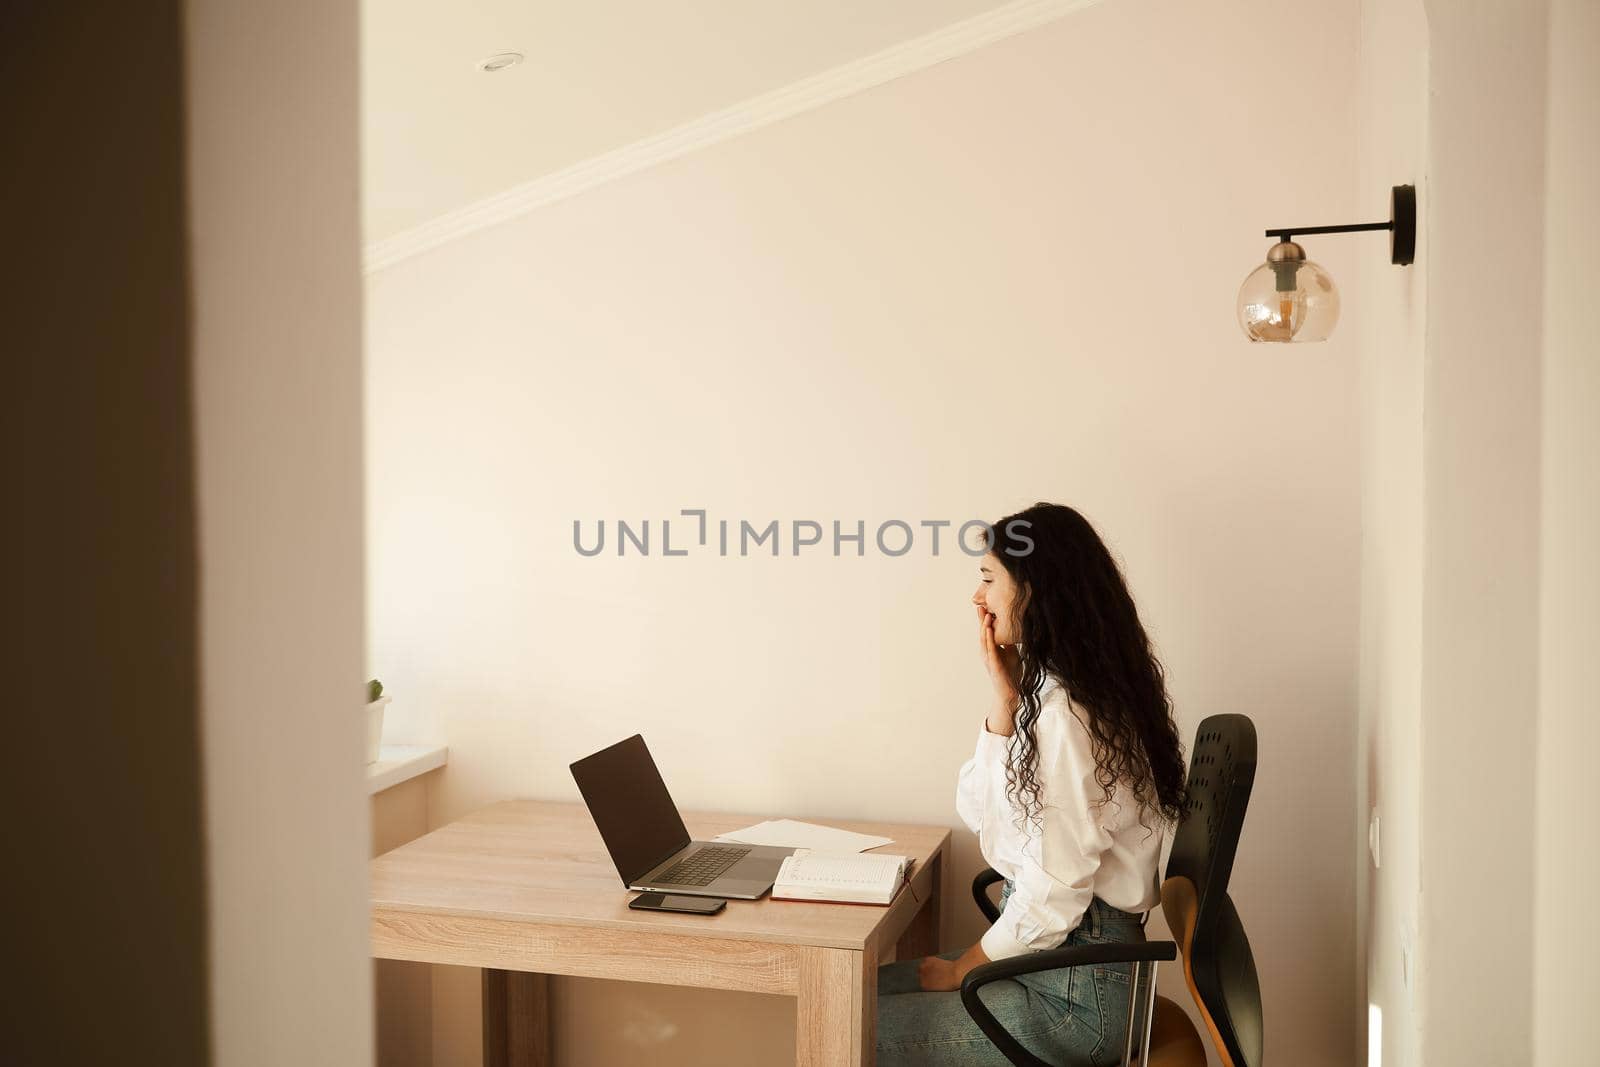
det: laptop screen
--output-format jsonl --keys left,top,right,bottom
{"left": 570, "top": 735, "right": 693, "bottom": 885}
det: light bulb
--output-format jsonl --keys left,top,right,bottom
{"left": 1237, "top": 241, "right": 1340, "bottom": 343}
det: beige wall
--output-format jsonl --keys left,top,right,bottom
{"left": 1534, "top": 0, "right": 1600, "bottom": 1061}
{"left": 186, "top": 0, "right": 373, "bottom": 1063}
{"left": 367, "top": 1, "right": 1363, "bottom": 1063}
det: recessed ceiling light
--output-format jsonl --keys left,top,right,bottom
{"left": 477, "top": 52, "right": 523, "bottom": 73}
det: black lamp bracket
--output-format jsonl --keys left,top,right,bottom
{"left": 1265, "top": 184, "right": 1416, "bottom": 266}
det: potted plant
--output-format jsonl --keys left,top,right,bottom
{"left": 366, "top": 678, "right": 391, "bottom": 764}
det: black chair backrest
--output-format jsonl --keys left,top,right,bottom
{"left": 1165, "top": 713, "right": 1262, "bottom": 1067}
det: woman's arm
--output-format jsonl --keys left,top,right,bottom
{"left": 979, "top": 693, "right": 1111, "bottom": 961}
{"left": 955, "top": 718, "right": 1014, "bottom": 833}
{"left": 918, "top": 940, "right": 993, "bottom": 991}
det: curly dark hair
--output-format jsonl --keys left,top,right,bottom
{"left": 984, "top": 503, "right": 1187, "bottom": 831}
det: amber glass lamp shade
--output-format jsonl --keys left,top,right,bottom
{"left": 1237, "top": 240, "right": 1341, "bottom": 343}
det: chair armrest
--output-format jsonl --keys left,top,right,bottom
{"left": 964, "top": 940, "right": 1177, "bottom": 987}
{"left": 958, "top": 941, "right": 1179, "bottom": 1067}
{"left": 971, "top": 867, "right": 1006, "bottom": 923}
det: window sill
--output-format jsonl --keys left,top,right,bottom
{"left": 367, "top": 744, "right": 448, "bottom": 795}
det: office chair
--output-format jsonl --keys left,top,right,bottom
{"left": 960, "top": 713, "right": 1261, "bottom": 1067}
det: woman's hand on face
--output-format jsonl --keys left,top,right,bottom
{"left": 976, "top": 603, "right": 1022, "bottom": 731}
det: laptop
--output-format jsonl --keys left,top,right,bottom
{"left": 570, "top": 734, "right": 793, "bottom": 900}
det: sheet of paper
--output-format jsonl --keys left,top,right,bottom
{"left": 712, "top": 818, "right": 893, "bottom": 853}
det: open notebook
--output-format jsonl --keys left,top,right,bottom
{"left": 771, "top": 849, "right": 912, "bottom": 906}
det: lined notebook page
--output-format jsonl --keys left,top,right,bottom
{"left": 781, "top": 851, "right": 905, "bottom": 887}
{"left": 772, "top": 850, "right": 910, "bottom": 905}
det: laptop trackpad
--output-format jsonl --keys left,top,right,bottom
{"left": 726, "top": 846, "right": 791, "bottom": 878}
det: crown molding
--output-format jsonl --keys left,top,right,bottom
{"left": 363, "top": 0, "right": 1105, "bottom": 274}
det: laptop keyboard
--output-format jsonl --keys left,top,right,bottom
{"left": 655, "top": 845, "right": 751, "bottom": 886}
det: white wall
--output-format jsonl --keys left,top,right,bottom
{"left": 367, "top": 0, "right": 1363, "bottom": 1063}
{"left": 1416, "top": 1, "right": 1547, "bottom": 1061}
{"left": 186, "top": 1, "right": 373, "bottom": 1063}
{"left": 1534, "top": 0, "right": 1600, "bottom": 1061}
{"left": 1357, "top": 1, "right": 1600, "bottom": 1064}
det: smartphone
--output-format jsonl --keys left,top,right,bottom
{"left": 629, "top": 892, "right": 726, "bottom": 915}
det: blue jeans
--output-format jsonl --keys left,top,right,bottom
{"left": 875, "top": 881, "right": 1147, "bottom": 1066}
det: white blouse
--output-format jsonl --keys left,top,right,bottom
{"left": 956, "top": 673, "right": 1165, "bottom": 960}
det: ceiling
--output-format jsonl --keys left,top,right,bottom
{"left": 361, "top": 0, "right": 1024, "bottom": 243}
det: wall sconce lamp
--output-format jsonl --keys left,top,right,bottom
{"left": 1237, "top": 184, "right": 1417, "bottom": 343}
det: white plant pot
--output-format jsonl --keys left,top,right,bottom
{"left": 366, "top": 696, "right": 391, "bottom": 764}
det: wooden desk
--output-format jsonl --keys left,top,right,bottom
{"left": 370, "top": 799, "right": 951, "bottom": 1067}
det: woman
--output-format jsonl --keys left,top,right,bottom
{"left": 876, "top": 503, "right": 1188, "bottom": 1067}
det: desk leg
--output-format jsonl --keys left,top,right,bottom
{"left": 796, "top": 945, "right": 876, "bottom": 1067}
{"left": 894, "top": 851, "right": 942, "bottom": 961}
{"left": 482, "top": 970, "right": 550, "bottom": 1067}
